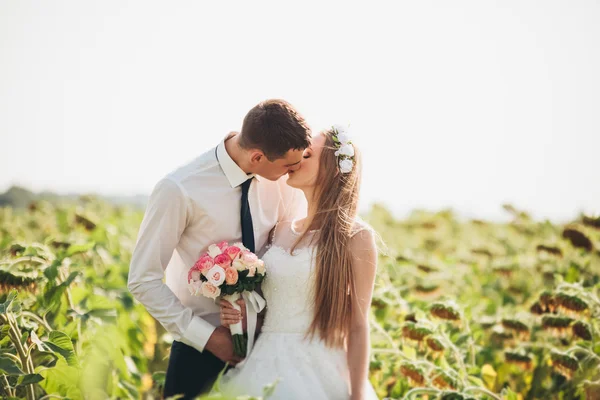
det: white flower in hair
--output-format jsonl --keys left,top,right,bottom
{"left": 332, "top": 123, "right": 355, "bottom": 174}
{"left": 337, "top": 132, "right": 350, "bottom": 144}
{"left": 339, "top": 159, "right": 354, "bottom": 174}
{"left": 335, "top": 143, "right": 355, "bottom": 157}
{"left": 332, "top": 124, "right": 348, "bottom": 135}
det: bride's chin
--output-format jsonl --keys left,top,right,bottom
{"left": 286, "top": 174, "right": 298, "bottom": 188}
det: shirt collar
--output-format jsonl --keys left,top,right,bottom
{"left": 216, "top": 133, "right": 261, "bottom": 188}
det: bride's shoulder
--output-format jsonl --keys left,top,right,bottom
{"left": 349, "top": 217, "right": 375, "bottom": 238}
{"left": 348, "top": 219, "right": 378, "bottom": 268}
{"left": 348, "top": 218, "right": 377, "bottom": 251}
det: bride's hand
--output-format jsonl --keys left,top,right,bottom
{"left": 219, "top": 298, "right": 247, "bottom": 331}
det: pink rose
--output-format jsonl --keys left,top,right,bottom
{"left": 201, "top": 282, "right": 221, "bottom": 299}
{"left": 194, "top": 254, "right": 214, "bottom": 276}
{"left": 247, "top": 264, "right": 256, "bottom": 277}
{"left": 206, "top": 265, "right": 226, "bottom": 286}
{"left": 216, "top": 241, "right": 229, "bottom": 251}
{"left": 224, "top": 246, "right": 241, "bottom": 260}
{"left": 214, "top": 253, "right": 232, "bottom": 269}
{"left": 241, "top": 250, "right": 258, "bottom": 265}
{"left": 225, "top": 267, "right": 239, "bottom": 285}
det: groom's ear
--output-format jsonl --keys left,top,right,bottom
{"left": 249, "top": 150, "right": 265, "bottom": 164}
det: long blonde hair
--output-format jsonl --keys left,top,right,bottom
{"left": 292, "top": 128, "right": 362, "bottom": 348}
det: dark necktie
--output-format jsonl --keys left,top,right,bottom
{"left": 240, "top": 177, "right": 255, "bottom": 253}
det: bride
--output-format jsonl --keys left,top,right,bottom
{"left": 218, "top": 125, "right": 379, "bottom": 400}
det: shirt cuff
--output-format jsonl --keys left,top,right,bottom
{"left": 180, "top": 316, "right": 217, "bottom": 353}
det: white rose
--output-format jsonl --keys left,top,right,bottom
{"left": 335, "top": 143, "right": 354, "bottom": 157}
{"left": 339, "top": 159, "right": 354, "bottom": 174}
{"left": 232, "top": 242, "right": 247, "bottom": 252}
{"left": 188, "top": 280, "right": 203, "bottom": 296}
{"left": 332, "top": 124, "right": 347, "bottom": 136}
{"left": 232, "top": 258, "right": 247, "bottom": 271}
{"left": 189, "top": 270, "right": 201, "bottom": 282}
{"left": 247, "top": 264, "right": 256, "bottom": 277}
{"left": 256, "top": 259, "right": 266, "bottom": 275}
{"left": 201, "top": 282, "right": 221, "bottom": 299}
{"left": 337, "top": 132, "right": 350, "bottom": 144}
{"left": 207, "top": 244, "right": 222, "bottom": 258}
{"left": 206, "top": 265, "right": 226, "bottom": 286}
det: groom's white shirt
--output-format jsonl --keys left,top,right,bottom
{"left": 128, "top": 134, "right": 306, "bottom": 353}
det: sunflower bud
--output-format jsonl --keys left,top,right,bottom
{"left": 431, "top": 369, "right": 458, "bottom": 390}
{"left": 399, "top": 363, "right": 426, "bottom": 386}
{"left": 562, "top": 227, "right": 593, "bottom": 252}
{"left": 440, "top": 392, "right": 476, "bottom": 400}
{"left": 555, "top": 293, "right": 589, "bottom": 317}
{"left": 426, "top": 336, "right": 445, "bottom": 359}
{"left": 417, "top": 264, "right": 439, "bottom": 273}
{"left": 429, "top": 302, "right": 461, "bottom": 322}
{"left": 536, "top": 244, "right": 563, "bottom": 258}
{"left": 492, "top": 265, "right": 516, "bottom": 277}
{"left": 490, "top": 327, "right": 515, "bottom": 347}
{"left": 550, "top": 351, "right": 579, "bottom": 379}
{"left": 501, "top": 319, "right": 530, "bottom": 340}
{"left": 415, "top": 283, "right": 442, "bottom": 298}
{"left": 504, "top": 351, "right": 533, "bottom": 370}
{"left": 541, "top": 316, "right": 574, "bottom": 337}
{"left": 530, "top": 302, "right": 544, "bottom": 315}
{"left": 572, "top": 320, "right": 592, "bottom": 341}
{"left": 401, "top": 322, "right": 433, "bottom": 342}
{"left": 539, "top": 291, "right": 557, "bottom": 313}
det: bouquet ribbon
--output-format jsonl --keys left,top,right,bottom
{"left": 242, "top": 290, "right": 266, "bottom": 357}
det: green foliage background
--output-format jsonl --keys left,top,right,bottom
{"left": 1, "top": 198, "right": 599, "bottom": 399}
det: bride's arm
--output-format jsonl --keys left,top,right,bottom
{"left": 347, "top": 229, "right": 378, "bottom": 400}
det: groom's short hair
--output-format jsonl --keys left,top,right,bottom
{"left": 239, "top": 99, "right": 311, "bottom": 161}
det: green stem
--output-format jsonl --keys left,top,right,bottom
{"left": 233, "top": 335, "right": 240, "bottom": 357}
{"left": 567, "top": 346, "right": 600, "bottom": 363}
{"left": 463, "top": 318, "right": 477, "bottom": 366}
{"left": 21, "top": 311, "right": 53, "bottom": 332}
{"left": 463, "top": 386, "right": 502, "bottom": 400}
{"left": 439, "top": 330, "right": 468, "bottom": 384}
{"left": 402, "top": 388, "right": 440, "bottom": 400}
{"left": 7, "top": 314, "right": 36, "bottom": 400}
{"left": 1, "top": 374, "right": 15, "bottom": 397}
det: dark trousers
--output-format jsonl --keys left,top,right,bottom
{"left": 163, "top": 340, "right": 226, "bottom": 400}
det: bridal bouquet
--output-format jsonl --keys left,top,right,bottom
{"left": 187, "top": 241, "right": 266, "bottom": 357}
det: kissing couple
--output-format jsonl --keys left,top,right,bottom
{"left": 128, "top": 99, "right": 379, "bottom": 400}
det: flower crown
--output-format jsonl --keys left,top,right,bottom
{"left": 331, "top": 124, "right": 355, "bottom": 174}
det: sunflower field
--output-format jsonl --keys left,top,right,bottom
{"left": 1, "top": 199, "right": 599, "bottom": 399}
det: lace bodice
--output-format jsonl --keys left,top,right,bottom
{"left": 259, "top": 218, "right": 371, "bottom": 334}
{"left": 260, "top": 221, "right": 318, "bottom": 334}
{"left": 260, "top": 246, "right": 315, "bottom": 333}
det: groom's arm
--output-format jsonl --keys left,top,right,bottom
{"left": 128, "top": 178, "right": 237, "bottom": 361}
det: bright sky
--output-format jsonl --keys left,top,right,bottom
{"left": 1, "top": 1, "right": 599, "bottom": 221}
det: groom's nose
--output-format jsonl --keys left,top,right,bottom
{"left": 288, "top": 163, "right": 301, "bottom": 173}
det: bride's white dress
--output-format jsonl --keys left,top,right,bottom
{"left": 220, "top": 221, "right": 378, "bottom": 400}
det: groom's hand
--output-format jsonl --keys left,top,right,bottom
{"left": 205, "top": 326, "right": 244, "bottom": 365}
{"left": 219, "top": 299, "right": 247, "bottom": 331}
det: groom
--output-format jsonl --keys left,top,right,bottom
{"left": 127, "top": 99, "right": 311, "bottom": 399}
